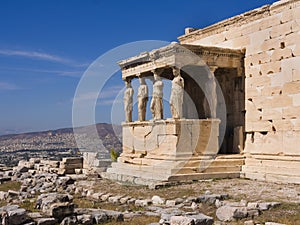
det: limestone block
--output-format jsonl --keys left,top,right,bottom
{"left": 291, "top": 119, "right": 300, "bottom": 130}
{"left": 241, "top": 22, "right": 261, "bottom": 36}
{"left": 283, "top": 106, "right": 300, "bottom": 119}
{"left": 245, "top": 101, "right": 262, "bottom": 122}
{"left": 283, "top": 80, "right": 300, "bottom": 94}
{"left": 210, "top": 32, "right": 227, "bottom": 44}
{"left": 260, "top": 61, "right": 281, "bottom": 75}
{"left": 281, "top": 57, "right": 300, "bottom": 81}
{"left": 271, "top": 48, "right": 293, "bottom": 61}
{"left": 245, "top": 65, "right": 260, "bottom": 77}
{"left": 273, "top": 119, "right": 293, "bottom": 131}
{"left": 261, "top": 86, "right": 282, "bottom": 96}
{"left": 283, "top": 130, "right": 300, "bottom": 155}
{"left": 59, "top": 163, "right": 83, "bottom": 170}
{"left": 279, "top": 5, "right": 300, "bottom": 20}
{"left": 270, "top": 72, "right": 290, "bottom": 87}
{"left": 246, "top": 76, "right": 271, "bottom": 88}
{"left": 271, "top": 95, "right": 293, "bottom": 108}
{"left": 270, "top": 21, "right": 292, "bottom": 38}
{"left": 62, "top": 157, "right": 83, "bottom": 165}
{"left": 261, "top": 37, "right": 282, "bottom": 52}
{"left": 247, "top": 29, "right": 271, "bottom": 55}
{"left": 281, "top": 10, "right": 293, "bottom": 23}
{"left": 262, "top": 108, "right": 283, "bottom": 120}
{"left": 284, "top": 31, "right": 300, "bottom": 48}
{"left": 255, "top": 51, "right": 272, "bottom": 65}
{"left": 232, "top": 36, "right": 250, "bottom": 49}
{"left": 156, "top": 135, "right": 178, "bottom": 155}
{"left": 246, "top": 87, "right": 261, "bottom": 98}
{"left": 293, "top": 43, "right": 300, "bottom": 56}
{"left": 246, "top": 131, "right": 283, "bottom": 154}
{"left": 292, "top": 67, "right": 300, "bottom": 81}
{"left": 258, "top": 14, "right": 281, "bottom": 30}
{"left": 122, "top": 126, "right": 134, "bottom": 150}
{"left": 292, "top": 20, "right": 300, "bottom": 32}
{"left": 134, "top": 125, "right": 151, "bottom": 141}
{"left": 251, "top": 96, "right": 272, "bottom": 109}
{"left": 245, "top": 121, "right": 273, "bottom": 132}
{"left": 266, "top": 173, "right": 300, "bottom": 184}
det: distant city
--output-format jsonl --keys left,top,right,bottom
{"left": 0, "top": 123, "right": 122, "bottom": 167}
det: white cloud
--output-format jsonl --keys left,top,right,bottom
{"left": 72, "top": 85, "right": 124, "bottom": 104}
{"left": 0, "top": 49, "right": 90, "bottom": 68}
{"left": 98, "top": 99, "right": 123, "bottom": 105}
{"left": 0, "top": 49, "right": 69, "bottom": 63}
{"left": 0, "top": 82, "right": 19, "bottom": 90}
{"left": 99, "top": 85, "right": 124, "bottom": 99}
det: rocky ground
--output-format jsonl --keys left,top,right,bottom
{"left": 0, "top": 161, "right": 298, "bottom": 225}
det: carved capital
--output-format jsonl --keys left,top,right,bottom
{"left": 209, "top": 66, "right": 218, "bottom": 74}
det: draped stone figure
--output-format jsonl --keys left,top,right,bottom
{"left": 137, "top": 77, "right": 148, "bottom": 121}
{"left": 150, "top": 73, "right": 164, "bottom": 120}
{"left": 170, "top": 68, "right": 184, "bottom": 119}
{"left": 203, "top": 69, "right": 217, "bottom": 118}
{"left": 124, "top": 80, "right": 134, "bottom": 122}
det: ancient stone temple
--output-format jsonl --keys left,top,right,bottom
{"left": 103, "top": 0, "right": 300, "bottom": 184}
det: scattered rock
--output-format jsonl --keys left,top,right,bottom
{"left": 265, "top": 223, "right": 286, "bottom": 225}
{"left": 76, "top": 214, "right": 93, "bottom": 225}
{"left": 0, "top": 206, "right": 28, "bottom": 225}
{"left": 170, "top": 214, "right": 214, "bottom": 225}
{"left": 35, "top": 217, "right": 57, "bottom": 225}
{"left": 166, "top": 200, "right": 176, "bottom": 207}
{"left": 60, "top": 216, "right": 77, "bottom": 225}
{"left": 216, "top": 205, "right": 248, "bottom": 221}
{"left": 152, "top": 195, "right": 165, "bottom": 205}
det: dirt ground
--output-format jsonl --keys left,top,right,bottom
{"left": 75, "top": 177, "right": 300, "bottom": 225}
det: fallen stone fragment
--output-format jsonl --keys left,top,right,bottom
{"left": 170, "top": 214, "right": 214, "bottom": 225}
{"left": 92, "top": 212, "right": 109, "bottom": 223}
{"left": 216, "top": 205, "right": 248, "bottom": 221}
{"left": 76, "top": 214, "right": 93, "bottom": 225}
{"left": 60, "top": 216, "right": 77, "bottom": 225}
{"left": 152, "top": 195, "right": 165, "bottom": 205}
{"left": 265, "top": 222, "right": 286, "bottom": 225}
{"left": 35, "top": 217, "right": 57, "bottom": 225}
{"left": 50, "top": 202, "right": 75, "bottom": 220}
{"left": 7, "top": 208, "right": 28, "bottom": 225}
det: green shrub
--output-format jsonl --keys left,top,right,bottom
{"left": 110, "top": 148, "right": 119, "bottom": 162}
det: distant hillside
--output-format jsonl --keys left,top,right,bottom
{"left": 0, "top": 123, "right": 122, "bottom": 143}
{"left": 0, "top": 123, "right": 122, "bottom": 166}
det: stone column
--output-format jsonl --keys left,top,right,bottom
{"left": 124, "top": 79, "right": 134, "bottom": 122}
{"left": 170, "top": 67, "right": 184, "bottom": 119}
{"left": 137, "top": 76, "right": 148, "bottom": 121}
{"left": 203, "top": 67, "right": 218, "bottom": 118}
{"left": 150, "top": 70, "right": 164, "bottom": 120}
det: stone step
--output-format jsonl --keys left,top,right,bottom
{"left": 106, "top": 165, "right": 171, "bottom": 181}
{"left": 244, "top": 171, "right": 300, "bottom": 184}
{"left": 168, "top": 172, "right": 241, "bottom": 182}
{"left": 175, "top": 165, "right": 242, "bottom": 174}
{"left": 242, "top": 164, "right": 300, "bottom": 176}
{"left": 184, "top": 158, "right": 244, "bottom": 168}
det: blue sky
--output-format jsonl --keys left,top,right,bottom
{"left": 0, "top": 0, "right": 277, "bottom": 135}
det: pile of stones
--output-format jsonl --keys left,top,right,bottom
{"left": 0, "top": 157, "right": 287, "bottom": 225}
{"left": 13, "top": 157, "right": 83, "bottom": 176}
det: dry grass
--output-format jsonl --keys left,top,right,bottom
{"left": 0, "top": 181, "right": 21, "bottom": 192}
{"left": 103, "top": 216, "right": 159, "bottom": 225}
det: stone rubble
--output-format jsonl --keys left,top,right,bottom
{"left": 0, "top": 157, "right": 290, "bottom": 225}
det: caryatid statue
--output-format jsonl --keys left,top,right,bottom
{"left": 137, "top": 77, "right": 148, "bottom": 121}
{"left": 150, "top": 70, "right": 164, "bottom": 120}
{"left": 124, "top": 79, "right": 134, "bottom": 122}
{"left": 170, "top": 67, "right": 184, "bottom": 119}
